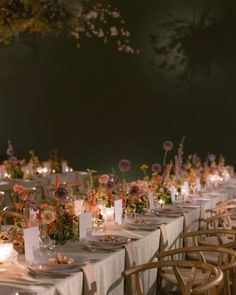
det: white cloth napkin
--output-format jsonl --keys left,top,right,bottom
{"left": 80, "top": 263, "right": 98, "bottom": 295}
{"left": 124, "top": 243, "right": 136, "bottom": 294}
{"left": 159, "top": 224, "right": 168, "bottom": 252}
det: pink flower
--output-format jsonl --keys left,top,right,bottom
{"left": 119, "top": 159, "right": 131, "bottom": 172}
{"left": 13, "top": 184, "right": 25, "bottom": 193}
{"left": 152, "top": 163, "right": 161, "bottom": 173}
{"left": 209, "top": 154, "right": 216, "bottom": 162}
{"left": 99, "top": 174, "right": 110, "bottom": 185}
{"left": 163, "top": 141, "right": 174, "bottom": 151}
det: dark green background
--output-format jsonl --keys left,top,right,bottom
{"left": 0, "top": 0, "right": 236, "bottom": 178}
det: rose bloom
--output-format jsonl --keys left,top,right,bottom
{"left": 163, "top": 141, "right": 174, "bottom": 151}
{"left": 99, "top": 174, "right": 110, "bottom": 185}
{"left": 13, "top": 184, "right": 25, "bottom": 193}
{"left": 42, "top": 210, "right": 56, "bottom": 224}
{"left": 118, "top": 159, "right": 131, "bottom": 172}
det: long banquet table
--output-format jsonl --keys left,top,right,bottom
{"left": 1, "top": 179, "right": 236, "bottom": 295}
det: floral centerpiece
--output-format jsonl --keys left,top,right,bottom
{"left": 126, "top": 180, "right": 149, "bottom": 214}
{"left": 6, "top": 184, "right": 33, "bottom": 253}
{"left": 4, "top": 141, "right": 24, "bottom": 179}
{"left": 83, "top": 173, "right": 119, "bottom": 226}
{"left": 49, "top": 150, "right": 62, "bottom": 173}
{"left": 39, "top": 186, "right": 79, "bottom": 245}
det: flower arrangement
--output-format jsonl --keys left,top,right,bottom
{"left": 39, "top": 186, "right": 79, "bottom": 245}
{"left": 6, "top": 184, "right": 33, "bottom": 253}
{"left": 4, "top": 141, "right": 24, "bottom": 179}
{"left": 0, "top": 0, "right": 137, "bottom": 53}
{"left": 49, "top": 150, "right": 62, "bottom": 173}
{"left": 125, "top": 180, "right": 149, "bottom": 214}
{"left": 119, "top": 159, "right": 131, "bottom": 193}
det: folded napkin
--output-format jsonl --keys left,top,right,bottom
{"left": 80, "top": 263, "right": 97, "bottom": 295}
{"left": 159, "top": 224, "right": 168, "bottom": 252}
{"left": 124, "top": 242, "right": 137, "bottom": 294}
{"left": 183, "top": 212, "right": 192, "bottom": 247}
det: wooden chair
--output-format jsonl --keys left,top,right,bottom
{"left": 201, "top": 212, "right": 236, "bottom": 232}
{"left": 181, "top": 228, "right": 236, "bottom": 249}
{"left": 212, "top": 204, "right": 236, "bottom": 215}
{"left": 155, "top": 246, "right": 236, "bottom": 295}
{"left": 122, "top": 259, "right": 223, "bottom": 295}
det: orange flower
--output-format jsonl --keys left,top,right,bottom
{"left": 15, "top": 203, "right": 23, "bottom": 210}
{"left": 40, "top": 204, "right": 49, "bottom": 210}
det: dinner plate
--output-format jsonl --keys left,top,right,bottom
{"left": 32, "top": 253, "right": 89, "bottom": 271}
{"left": 155, "top": 208, "right": 184, "bottom": 215}
{"left": 86, "top": 235, "right": 130, "bottom": 246}
{"left": 125, "top": 223, "right": 158, "bottom": 231}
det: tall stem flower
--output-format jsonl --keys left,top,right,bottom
{"left": 163, "top": 141, "right": 173, "bottom": 168}
{"left": 118, "top": 159, "right": 131, "bottom": 192}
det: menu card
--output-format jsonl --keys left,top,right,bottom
{"left": 114, "top": 199, "right": 123, "bottom": 225}
{"left": 23, "top": 226, "right": 40, "bottom": 262}
{"left": 79, "top": 213, "right": 92, "bottom": 239}
{"left": 196, "top": 178, "right": 201, "bottom": 192}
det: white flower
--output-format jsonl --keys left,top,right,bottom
{"left": 42, "top": 210, "right": 56, "bottom": 224}
{"left": 86, "top": 11, "right": 98, "bottom": 20}
{"left": 111, "top": 11, "right": 120, "bottom": 18}
{"left": 110, "top": 27, "right": 118, "bottom": 36}
{"left": 98, "top": 29, "right": 104, "bottom": 38}
{"left": 122, "top": 31, "right": 130, "bottom": 37}
{"left": 124, "top": 46, "right": 134, "bottom": 53}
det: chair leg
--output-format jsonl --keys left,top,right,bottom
{"left": 223, "top": 272, "right": 231, "bottom": 295}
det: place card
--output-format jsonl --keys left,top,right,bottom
{"left": 196, "top": 178, "right": 201, "bottom": 192}
{"left": 148, "top": 192, "right": 155, "bottom": 210}
{"left": 74, "top": 200, "right": 84, "bottom": 216}
{"left": 114, "top": 199, "right": 122, "bottom": 225}
{"left": 23, "top": 226, "right": 40, "bottom": 262}
{"left": 182, "top": 181, "right": 189, "bottom": 200}
{"left": 79, "top": 213, "right": 92, "bottom": 239}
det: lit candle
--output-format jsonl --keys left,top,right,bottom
{"left": 4, "top": 173, "right": 10, "bottom": 179}
{"left": 159, "top": 199, "right": 165, "bottom": 208}
{"left": 102, "top": 207, "right": 115, "bottom": 222}
{"left": 0, "top": 243, "right": 13, "bottom": 263}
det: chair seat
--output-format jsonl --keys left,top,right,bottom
{"left": 160, "top": 268, "right": 209, "bottom": 286}
{"left": 198, "top": 236, "right": 234, "bottom": 247}
{"left": 187, "top": 252, "right": 223, "bottom": 265}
